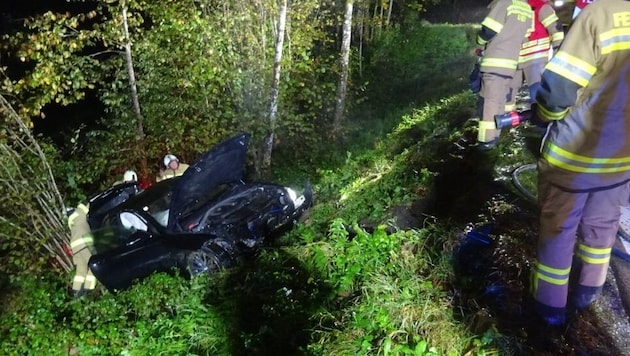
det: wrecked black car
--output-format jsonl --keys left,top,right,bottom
{"left": 86, "top": 133, "right": 312, "bottom": 291}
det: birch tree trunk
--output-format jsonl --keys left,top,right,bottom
{"left": 370, "top": 2, "right": 378, "bottom": 40}
{"left": 332, "top": 0, "right": 353, "bottom": 141}
{"left": 261, "top": 0, "right": 288, "bottom": 179}
{"left": 358, "top": 5, "right": 364, "bottom": 76}
{"left": 386, "top": 0, "right": 393, "bottom": 27}
{"left": 121, "top": 1, "right": 148, "bottom": 177}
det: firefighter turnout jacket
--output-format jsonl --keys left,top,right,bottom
{"left": 506, "top": 0, "right": 564, "bottom": 111}
{"left": 476, "top": 0, "right": 534, "bottom": 146}
{"left": 519, "top": 0, "right": 564, "bottom": 67}
{"left": 532, "top": 0, "right": 630, "bottom": 324}
{"left": 156, "top": 163, "right": 190, "bottom": 182}
{"left": 535, "top": 0, "right": 630, "bottom": 191}
{"left": 477, "top": 0, "right": 534, "bottom": 77}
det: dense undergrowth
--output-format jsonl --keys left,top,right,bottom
{"left": 0, "top": 24, "right": 529, "bottom": 355}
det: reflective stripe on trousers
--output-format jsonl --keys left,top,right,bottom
{"left": 532, "top": 175, "right": 630, "bottom": 309}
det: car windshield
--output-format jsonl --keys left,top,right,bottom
{"left": 117, "top": 178, "right": 176, "bottom": 228}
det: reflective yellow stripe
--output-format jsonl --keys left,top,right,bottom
{"left": 534, "top": 261, "right": 570, "bottom": 286}
{"left": 551, "top": 31, "right": 564, "bottom": 43}
{"left": 576, "top": 244, "right": 611, "bottom": 264}
{"left": 541, "top": 13, "right": 559, "bottom": 28}
{"left": 548, "top": 143, "right": 630, "bottom": 164}
{"left": 482, "top": 17, "right": 504, "bottom": 34}
{"left": 520, "top": 52, "right": 551, "bottom": 63}
{"left": 523, "top": 37, "right": 551, "bottom": 47}
{"left": 578, "top": 244, "right": 612, "bottom": 255}
{"left": 535, "top": 272, "right": 569, "bottom": 285}
{"left": 521, "top": 43, "right": 551, "bottom": 56}
{"left": 480, "top": 57, "right": 519, "bottom": 70}
{"left": 577, "top": 254, "right": 610, "bottom": 264}
{"left": 537, "top": 104, "right": 566, "bottom": 121}
{"left": 70, "top": 235, "right": 94, "bottom": 250}
{"left": 546, "top": 52, "right": 596, "bottom": 87}
{"left": 85, "top": 275, "right": 97, "bottom": 290}
{"left": 537, "top": 261, "right": 571, "bottom": 276}
{"left": 507, "top": 3, "right": 533, "bottom": 19}
{"left": 477, "top": 120, "right": 496, "bottom": 142}
{"left": 600, "top": 28, "right": 630, "bottom": 55}
{"left": 543, "top": 142, "right": 630, "bottom": 173}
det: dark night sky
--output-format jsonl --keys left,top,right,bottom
{"left": 0, "top": 0, "right": 97, "bottom": 35}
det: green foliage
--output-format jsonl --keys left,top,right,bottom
{"left": 1, "top": 10, "right": 104, "bottom": 119}
{"left": 1, "top": 14, "right": 508, "bottom": 356}
{"left": 361, "top": 23, "right": 476, "bottom": 116}
{"left": 0, "top": 271, "right": 231, "bottom": 355}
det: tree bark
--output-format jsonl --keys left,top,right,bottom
{"left": 121, "top": 1, "right": 148, "bottom": 177}
{"left": 332, "top": 0, "right": 353, "bottom": 142}
{"left": 261, "top": 0, "right": 288, "bottom": 179}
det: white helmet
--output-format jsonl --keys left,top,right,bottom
{"left": 163, "top": 154, "right": 178, "bottom": 167}
{"left": 123, "top": 170, "right": 138, "bottom": 182}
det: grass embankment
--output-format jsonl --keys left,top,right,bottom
{"left": 1, "top": 24, "right": 525, "bottom": 355}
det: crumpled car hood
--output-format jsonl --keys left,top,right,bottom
{"left": 167, "top": 132, "right": 250, "bottom": 230}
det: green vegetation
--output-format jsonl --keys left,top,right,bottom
{"left": 1, "top": 90, "right": 494, "bottom": 355}
{"left": 0, "top": 7, "right": 548, "bottom": 355}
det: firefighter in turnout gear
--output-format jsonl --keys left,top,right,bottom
{"left": 531, "top": 0, "right": 630, "bottom": 325}
{"left": 506, "top": 0, "right": 563, "bottom": 112}
{"left": 475, "top": 0, "right": 534, "bottom": 150}
{"left": 68, "top": 201, "right": 96, "bottom": 296}
{"left": 67, "top": 171, "right": 138, "bottom": 296}
{"left": 112, "top": 169, "right": 138, "bottom": 186}
{"left": 156, "top": 154, "right": 190, "bottom": 182}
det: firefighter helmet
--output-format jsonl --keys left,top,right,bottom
{"left": 123, "top": 170, "right": 138, "bottom": 182}
{"left": 163, "top": 154, "right": 178, "bottom": 168}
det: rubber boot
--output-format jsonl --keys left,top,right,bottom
{"left": 571, "top": 285, "right": 602, "bottom": 311}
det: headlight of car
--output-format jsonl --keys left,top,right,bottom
{"left": 285, "top": 187, "right": 306, "bottom": 208}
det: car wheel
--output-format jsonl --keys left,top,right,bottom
{"left": 186, "top": 238, "right": 236, "bottom": 277}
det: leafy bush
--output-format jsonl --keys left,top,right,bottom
{"left": 1, "top": 22, "right": 505, "bottom": 356}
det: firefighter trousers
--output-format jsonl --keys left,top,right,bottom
{"left": 478, "top": 72, "right": 512, "bottom": 144}
{"left": 506, "top": 59, "right": 546, "bottom": 110}
{"left": 532, "top": 175, "right": 630, "bottom": 311}
{"left": 72, "top": 247, "right": 96, "bottom": 293}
